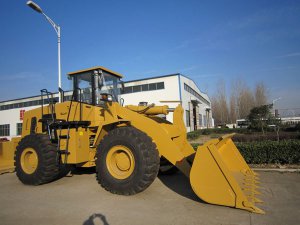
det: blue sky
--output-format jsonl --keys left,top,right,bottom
{"left": 0, "top": 0, "right": 299, "bottom": 112}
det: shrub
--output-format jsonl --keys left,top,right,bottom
{"left": 232, "top": 132, "right": 300, "bottom": 142}
{"left": 235, "top": 140, "right": 300, "bottom": 164}
{"left": 283, "top": 123, "right": 300, "bottom": 132}
{"left": 190, "top": 143, "right": 201, "bottom": 150}
{"left": 187, "top": 128, "right": 249, "bottom": 140}
{"left": 191, "top": 140, "right": 300, "bottom": 165}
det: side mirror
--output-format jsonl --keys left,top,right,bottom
{"left": 100, "top": 93, "right": 113, "bottom": 102}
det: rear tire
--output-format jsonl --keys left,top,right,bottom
{"left": 15, "top": 134, "right": 60, "bottom": 185}
{"left": 96, "top": 126, "right": 160, "bottom": 195}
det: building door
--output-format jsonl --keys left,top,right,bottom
{"left": 189, "top": 102, "right": 194, "bottom": 131}
{"left": 191, "top": 100, "right": 199, "bottom": 131}
{"left": 193, "top": 107, "right": 197, "bottom": 131}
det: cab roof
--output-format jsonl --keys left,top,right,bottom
{"left": 67, "top": 66, "right": 123, "bottom": 78}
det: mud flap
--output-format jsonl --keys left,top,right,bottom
{"left": 0, "top": 138, "right": 20, "bottom": 174}
{"left": 189, "top": 134, "right": 265, "bottom": 214}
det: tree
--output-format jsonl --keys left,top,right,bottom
{"left": 231, "top": 79, "right": 255, "bottom": 119}
{"left": 210, "top": 79, "right": 268, "bottom": 126}
{"left": 211, "top": 80, "right": 230, "bottom": 125}
{"left": 247, "top": 104, "right": 273, "bottom": 134}
{"left": 254, "top": 82, "right": 267, "bottom": 106}
{"left": 229, "top": 93, "right": 237, "bottom": 123}
{"left": 268, "top": 113, "right": 282, "bottom": 141}
{"left": 238, "top": 87, "right": 255, "bottom": 119}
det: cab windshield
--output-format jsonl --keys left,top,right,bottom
{"left": 72, "top": 70, "right": 122, "bottom": 105}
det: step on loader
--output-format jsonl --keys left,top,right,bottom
{"left": 0, "top": 66, "right": 264, "bottom": 214}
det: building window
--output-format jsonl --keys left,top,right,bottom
{"left": 17, "top": 123, "right": 23, "bottom": 136}
{"left": 141, "top": 84, "right": 148, "bottom": 91}
{"left": 0, "top": 124, "right": 10, "bottom": 136}
{"left": 123, "top": 82, "right": 165, "bottom": 94}
{"left": 64, "top": 95, "right": 72, "bottom": 101}
{"left": 132, "top": 85, "right": 141, "bottom": 93}
{"left": 148, "top": 83, "right": 157, "bottom": 91}
{"left": 124, "top": 86, "right": 133, "bottom": 94}
{"left": 184, "top": 83, "right": 210, "bottom": 106}
{"left": 157, "top": 82, "right": 165, "bottom": 90}
{"left": 186, "top": 110, "right": 190, "bottom": 127}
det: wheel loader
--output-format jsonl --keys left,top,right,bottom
{"left": 0, "top": 66, "right": 264, "bottom": 214}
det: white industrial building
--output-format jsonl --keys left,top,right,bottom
{"left": 0, "top": 73, "right": 213, "bottom": 139}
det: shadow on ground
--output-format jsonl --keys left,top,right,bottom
{"left": 71, "top": 167, "right": 205, "bottom": 204}
{"left": 72, "top": 167, "right": 96, "bottom": 175}
{"left": 83, "top": 213, "right": 109, "bottom": 225}
{"left": 158, "top": 172, "right": 206, "bottom": 204}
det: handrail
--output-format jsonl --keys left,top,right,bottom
{"left": 67, "top": 88, "right": 82, "bottom": 122}
{"left": 40, "top": 89, "right": 55, "bottom": 122}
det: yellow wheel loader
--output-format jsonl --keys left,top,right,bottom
{"left": 0, "top": 66, "right": 264, "bottom": 213}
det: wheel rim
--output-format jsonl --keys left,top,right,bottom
{"left": 20, "top": 148, "right": 38, "bottom": 174}
{"left": 106, "top": 145, "right": 135, "bottom": 179}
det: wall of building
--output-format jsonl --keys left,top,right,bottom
{"left": 0, "top": 74, "right": 213, "bottom": 139}
{"left": 0, "top": 106, "right": 37, "bottom": 139}
{"left": 121, "top": 74, "right": 214, "bottom": 132}
{"left": 180, "top": 75, "right": 213, "bottom": 132}
{"left": 121, "top": 75, "right": 180, "bottom": 122}
{"left": 0, "top": 94, "right": 59, "bottom": 140}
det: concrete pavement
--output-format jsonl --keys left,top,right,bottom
{"left": 0, "top": 170, "right": 299, "bottom": 225}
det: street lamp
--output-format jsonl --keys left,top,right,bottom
{"left": 272, "top": 97, "right": 282, "bottom": 105}
{"left": 26, "top": 1, "right": 62, "bottom": 103}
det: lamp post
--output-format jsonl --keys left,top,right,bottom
{"left": 26, "top": 1, "right": 62, "bottom": 103}
{"left": 272, "top": 97, "right": 282, "bottom": 105}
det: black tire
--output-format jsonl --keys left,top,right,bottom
{"left": 159, "top": 157, "right": 178, "bottom": 175}
{"left": 14, "top": 134, "right": 60, "bottom": 185}
{"left": 56, "top": 164, "right": 73, "bottom": 179}
{"left": 96, "top": 126, "right": 160, "bottom": 195}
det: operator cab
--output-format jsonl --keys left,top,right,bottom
{"left": 67, "top": 66, "right": 123, "bottom": 105}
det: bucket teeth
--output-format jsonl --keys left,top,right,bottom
{"left": 242, "top": 169, "right": 260, "bottom": 179}
{"left": 243, "top": 188, "right": 261, "bottom": 195}
{"left": 243, "top": 177, "right": 260, "bottom": 184}
{"left": 244, "top": 179, "right": 260, "bottom": 184}
{"left": 242, "top": 200, "right": 265, "bottom": 214}
{"left": 246, "top": 196, "right": 263, "bottom": 203}
{"left": 244, "top": 174, "right": 258, "bottom": 178}
{"left": 251, "top": 205, "right": 265, "bottom": 214}
{"left": 189, "top": 136, "right": 265, "bottom": 214}
{"left": 243, "top": 183, "right": 259, "bottom": 189}
{"left": 252, "top": 171, "right": 259, "bottom": 176}
{"left": 243, "top": 178, "right": 260, "bottom": 186}
{"left": 254, "top": 197, "right": 264, "bottom": 203}
{"left": 243, "top": 174, "right": 260, "bottom": 181}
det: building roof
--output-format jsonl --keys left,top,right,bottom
{"left": 68, "top": 66, "right": 123, "bottom": 78}
{"left": 123, "top": 73, "right": 180, "bottom": 83}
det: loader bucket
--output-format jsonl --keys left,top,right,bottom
{"left": 0, "top": 138, "right": 19, "bottom": 174}
{"left": 190, "top": 134, "right": 265, "bottom": 214}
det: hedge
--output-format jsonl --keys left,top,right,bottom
{"left": 187, "top": 128, "right": 249, "bottom": 139}
{"left": 190, "top": 140, "right": 300, "bottom": 165}
{"left": 188, "top": 129, "right": 300, "bottom": 142}
{"left": 232, "top": 132, "right": 300, "bottom": 142}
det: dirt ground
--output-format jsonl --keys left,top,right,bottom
{"left": 0, "top": 170, "right": 299, "bottom": 225}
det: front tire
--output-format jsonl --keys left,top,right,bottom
{"left": 14, "top": 134, "right": 60, "bottom": 185}
{"left": 96, "top": 127, "right": 160, "bottom": 195}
